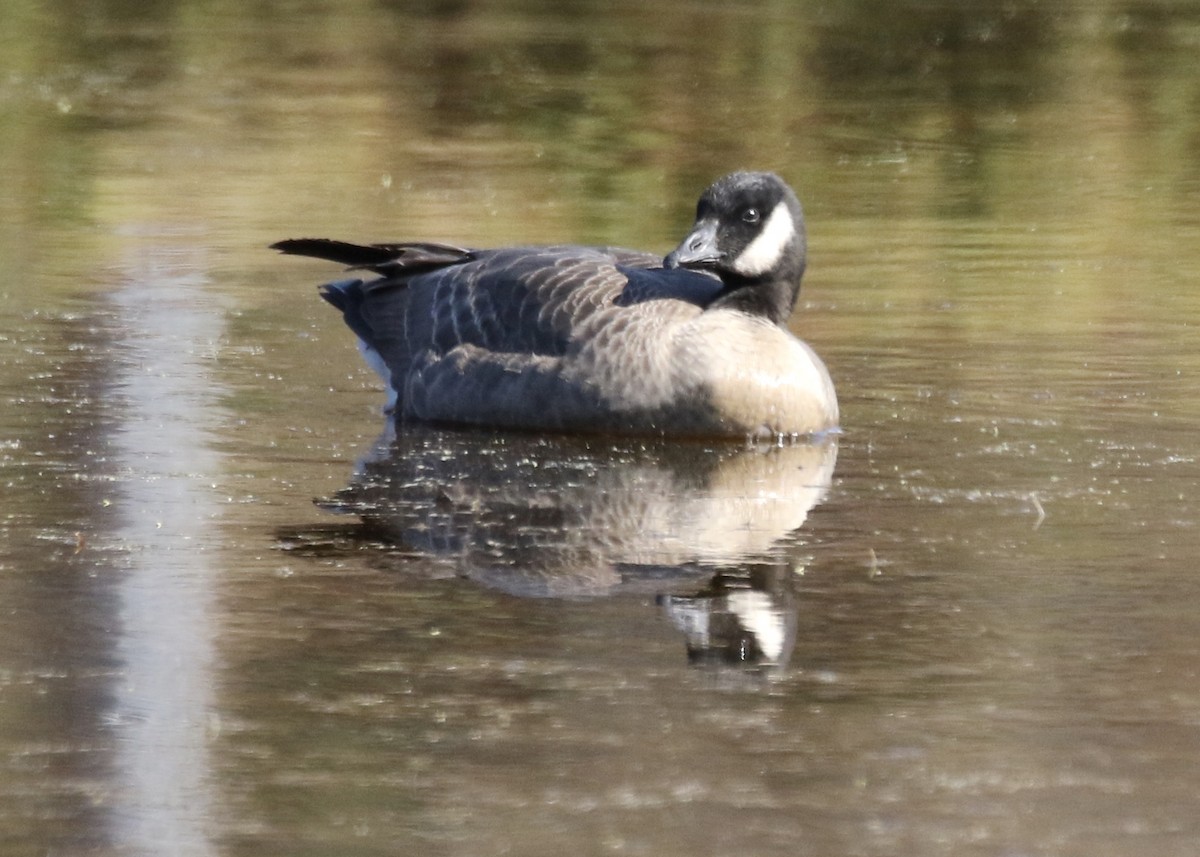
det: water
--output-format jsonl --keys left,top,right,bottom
{"left": 3, "top": 1, "right": 1200, "bottom": 855}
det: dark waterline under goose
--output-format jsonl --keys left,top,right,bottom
{"left": 272, "top": 171, "right": 838, "bottom": 439}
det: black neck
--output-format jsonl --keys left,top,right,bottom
{"left": 709, "top": 273, "right": 801, "bottom": 326}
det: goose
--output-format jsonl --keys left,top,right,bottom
{"left": 271, "top": 171, "right": 838, "bottom": 439}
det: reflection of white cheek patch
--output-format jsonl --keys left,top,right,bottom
{"left": 732, "top": 205, "right": 794, "bottom": 277}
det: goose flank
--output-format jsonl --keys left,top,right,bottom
{"left": 271, "top": 171, "right": 838, "bottom": 439}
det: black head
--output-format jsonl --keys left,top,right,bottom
{"left": 664, "top": 172, "right": 807, "bottom": 289}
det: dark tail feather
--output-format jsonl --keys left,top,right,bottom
{"left": 271, "top": 238, "right": 405, "bottom": 268}
{"left": 271, "top": 238, "right": 474, "bottom": 273}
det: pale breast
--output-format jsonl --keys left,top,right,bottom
{"left": 680, "top": 313, "right": 839, "bottom": 437}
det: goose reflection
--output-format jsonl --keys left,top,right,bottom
{"left": 305, "top": 425, "right": 836, "bottom": 666}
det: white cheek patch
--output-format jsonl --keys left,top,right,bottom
{"left": 732, "top": 204, "right": 794, "bottom": 277}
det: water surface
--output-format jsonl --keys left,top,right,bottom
{"left": 2, "top": 1, "right": 1200, "bottom": 855}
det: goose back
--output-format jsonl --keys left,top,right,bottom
{"left": 346, "top": 245, "right": 738, "bottom": 433}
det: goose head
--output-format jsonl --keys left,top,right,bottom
{"left": 664, "top": 172, "right": 807, "bottom": 325}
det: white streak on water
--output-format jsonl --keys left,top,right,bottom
{"left": 107, "top": 247, "right": 224, "bottom": 857}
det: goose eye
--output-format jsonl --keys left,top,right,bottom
{"left": 741, "top": 207, "right": 761, "bottom": 224}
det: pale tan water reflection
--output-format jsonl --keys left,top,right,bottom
{"left": 3, "top": 0, "right": 1200, "bottom": 855}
